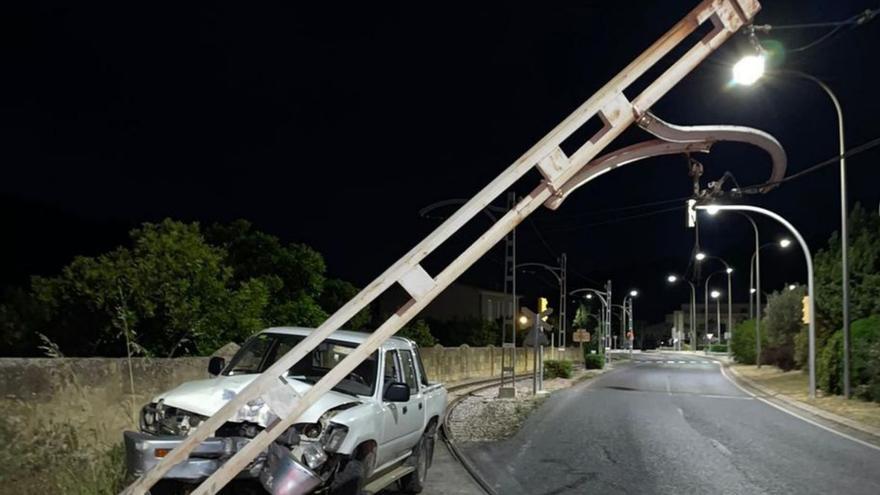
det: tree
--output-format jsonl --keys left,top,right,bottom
{"left": 5, "top": 220, "right": 270, "bottom": 357}
{"left": 760, "top": 285, "right": 806, "bottom": 370}
{"left": 730, "top": 318, "right": 767, "bottom": 364}
{"left": 814, "top": 204, "right": 880, "bottom": 341}
{"left": 319, "top": 279, "right": 372, "bottom": 330}
{"left": 205, "top": 220, "right": 328, "bottom": 327}
{"left": 398, "top": 319, "right": 437, "bottom": 347}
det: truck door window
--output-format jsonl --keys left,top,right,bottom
{"left": 384, "top": 350, "right": 401, "bottom": 390}
{"left": 399, "top": 350, "right": 419, "bottom": 392}
{"left": 414, "top": 347, "right": 430, "bottom": 386}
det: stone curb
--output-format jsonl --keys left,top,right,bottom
{"left": 724, "top": 363, "right": 880, "bottom": 440}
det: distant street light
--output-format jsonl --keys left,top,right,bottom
{"left": 698, "top": 254, "right": 733, "bottom": 352}
{"left": 571, "top": 283, "right": 613, "bottom": 365}
{"left": 788, "top": 284, "right": 797, "bottom": 291}
{"left": 519, "top": 315, "right": 528, "bottom": 325}
{"left": 666, "top": 274, "right": 696, "bottom": 351}
{"left": 711, "top": 290, "right": 722, "bottom": 346}
{"left": 749, "top": 240, "right": 792, "bottom": 319}
{"left": 697, "top": 204, "right": 817, "bottom": 399}
{"left": 695, "top": 252, "right": 707, "bottom": 261}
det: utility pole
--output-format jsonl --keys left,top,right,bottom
{"left": 500, "top": 191, "right": 518, "bottom": 398}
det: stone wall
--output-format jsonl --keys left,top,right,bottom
{"left": 0, "top": 345, "right": 582, "bottom": 451}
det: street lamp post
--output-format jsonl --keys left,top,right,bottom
{"left": 696, "top": 253, "right": 732, "bottom": 351}
{"left": 711, "top": 290, "right": 722, "bottom": 350}
{"left": 572, "top": 281, "right": 612, "bottom": 365}
{"left": 623, "top": 290, "right": 638, "bottom": 353}
{"left": 733, "top": 55, "right": 851, "bottom": 397}
{"left": 667, "top": 275, "right": 697, "bottom": 352}
{"left": 698, "top": 204, "right": 817, "bottom": 399}
{"left": 747, "top": 238, "right": 791, "bottom": 366}
{"left": 517, "top": 258, "right": 567, "bottom": 349}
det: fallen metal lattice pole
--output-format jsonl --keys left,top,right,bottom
{"left": 121, "top": 1, "right": 761, "bottom": 493}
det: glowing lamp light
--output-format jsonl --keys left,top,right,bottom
{"left": 585, "top": 293, "right": 593, "bottom": 299}
{"left": 695, "top": 252, "right": 707, "bottom": 261}
{"left": 706, "top": 204, "right": 721, "bottom": 215}
{"left": 788, "top": 284, "right": 797, "bottom": 291}
{"left": 732, "top": 54, "right": 765, "bottom": 86}
{"left": 726, "top": 267, "right": 734, "bottom": 274}
{"left": 780, "top": 238, "right": 792, "bottom": 248}
{"left": 750, "top": 288, "right": 757, "bottom": 294}
{"left": 519, "top": 315, "right": 528, "bottom": 325}
{"left": 629, "top": 290, "right": 639, "bottom": 297}
{"left": 711, "top": 290, "right": 721, "bottom": 299}
{"left": 667, "top": 275, "right": 678, "bottom": 283}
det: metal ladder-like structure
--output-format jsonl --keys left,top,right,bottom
{"left": 122, "top": 1, "right": 761, "bottom": 493}
{"left": 499, "top": 191, "right": 518, "bottom": 398}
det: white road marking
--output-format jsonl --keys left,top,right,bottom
{"left": 667, "top": 360, "right": 676, "bottom": 364}
{"left": 718, "top": 364, "right": 880, "bottom": 452}
{"left": 710, "top": 438, "right": 732, "bottom": 456}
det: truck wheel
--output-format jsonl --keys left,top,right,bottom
{"left": 400, "top": 427, "right": 435, "bottom": 494}
{"left": 329, "top": 458, "right": 366, "bottom": 495}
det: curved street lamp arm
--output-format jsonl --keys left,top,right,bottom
{"left": 696, "top": 204, "right": 816, "bottom": 398}
{"left": 516, "top": 262, "right": 562, "bottom": 283}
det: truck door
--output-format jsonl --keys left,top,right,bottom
{"left": 379, "top": 349, "right": 425, "bottom": 464}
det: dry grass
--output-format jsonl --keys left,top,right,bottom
{"left": 732, "top": 364, "right": 880, "bottom": 430}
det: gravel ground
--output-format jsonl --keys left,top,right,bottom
{"left": 447, "top": 367, "right": 603, "bottom": 442}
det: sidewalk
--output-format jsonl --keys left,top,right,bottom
{"left": 728, "top": 364, "right": 880, "bottom": 438}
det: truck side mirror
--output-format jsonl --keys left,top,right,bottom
{"left": 208, "top": 356, "right": 226, "bottom": 376}
{"left": 383, "top": 382, "right": 410, "bottom": 402}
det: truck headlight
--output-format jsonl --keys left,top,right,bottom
{"left": 322, "top": 424, "right": 348, "bottom": 453}
{"left": 301, "top": 442, "right": 328, "bottom": 470}
{"left": 140, "top": 404, "right": 158, "bottom": 433}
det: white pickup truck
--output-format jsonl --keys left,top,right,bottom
{"left": 124, "top": 327, "right": 448, "bottom": 495}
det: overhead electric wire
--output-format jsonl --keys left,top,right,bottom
{"left": 739, "top": 136, "right": 880, "bottom": 194}
{"left": 753, "top": 7, "right": 879, "bottom": 53}
{"left": 544, "top": 204, "right": 686, "bottom": 233}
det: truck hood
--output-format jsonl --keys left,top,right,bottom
{"left": 155, "top": 374, "right": 361, "bottom": 427}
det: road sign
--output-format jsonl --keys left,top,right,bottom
{"left": 573, "top": 329, "right": 590, "bottom": 343}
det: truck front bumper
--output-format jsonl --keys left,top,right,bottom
{"left": 123, "top": 430, "right": 264, "bottom": 482}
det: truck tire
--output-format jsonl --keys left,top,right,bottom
{"left": 400, "top": 426, "right": 435, "bottom": 494}
{"left": 329, "top": 458, "right": 367, "bottom": 495}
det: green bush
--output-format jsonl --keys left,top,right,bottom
{"left": 819, "top": 316, "right": 880, "bottom": 400}
{"left": 708, "top": 344, "right": 728, "bottom": 353}
{"left": 544, "top": 359, "right": 574, "bottom": 379}
{"left": 583, "top": 353, "right": 604, "bottom": 370}
{"left": 730, "top": 319, "right": 768, "bottom": 364}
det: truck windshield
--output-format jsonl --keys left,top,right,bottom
{"left": 225, "top": 333, "right": 378, "bottom": 396}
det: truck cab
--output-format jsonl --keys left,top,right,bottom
{"left": 123, "top": 327, "right": 447, "bottom": 494}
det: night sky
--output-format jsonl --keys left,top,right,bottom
{"left": 3, "top": 1, "right": 879, "bottom": 326}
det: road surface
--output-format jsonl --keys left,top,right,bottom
{"left": 462, "top": 352, "right": 880, "bottom": 495}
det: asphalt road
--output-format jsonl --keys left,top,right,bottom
{"left": 462, "top": 353, "right": 880, "bottom": 495}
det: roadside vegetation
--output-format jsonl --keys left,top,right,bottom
{"left": 731, "top": 204, "right": 880, "bottom": 404}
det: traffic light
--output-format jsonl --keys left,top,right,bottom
{"left": 802, "top": 295, "right": 810, "bottom": 324}
{"left": 538, "top": 297, "right": 549, "bottom": 321}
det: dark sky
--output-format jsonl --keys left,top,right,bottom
{"left": 2, "top": 1, "right": 879, "bottom": 325}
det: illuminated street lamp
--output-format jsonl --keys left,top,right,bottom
{"left": 733, "top": 39, "right": 852, "bottom": 398}
{"left": 666, "top": 274, "right": 696, "bottom": 351}
{"left": 749, "top": 239, "right": 792, "bottom": 319}
{"left": 711, "top": 290, "right": 722, "bottom": 346}
{"left": 695, "top": 252, "right": 707, "bottom": 261}
{"left": 696, "top": 203, "right": 817, "bottom": 399}
{"left": 731, "top": 53, "right": 765, "bottom": 86}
